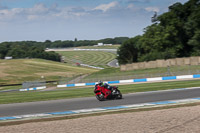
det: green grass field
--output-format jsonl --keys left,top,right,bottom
{"left": 57, "top": 51, "right": 116, "bottom": 68}
{"left": 1, "top": 79, "right": 200, "bottom": 104}
{"left": 81, "top": 65, "right": 200, "bottom": 83}
{"left": 0, "top": 59, "right": 98, "bottom": 85}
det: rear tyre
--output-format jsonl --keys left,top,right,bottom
{"left": 116, "top": 91, "right": 122, "bottom": 99}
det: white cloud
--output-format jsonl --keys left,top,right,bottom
{"left": 145, "top": 7, "right": 160, "bottom": 12}
{"left": 0, "top": 8, "right": 21, "bottom": 20}
{"left": 127, "top": 3, "right": 134, "bottom": 9}
{"left": 27, "top": 15, "right": 38, "bottom": 20}
{"left": 0, "top": 4, "right": 51, "bottom": 21}
{"left": 93, "top": 1, "right": 119, "bottom": 12}
{"left": 0, "top": 1, "right": 157, "bottom": 24}
{"left": 0, "top": 3, "right": 88, "bottom": 22}
{"left": 0, "top": 1, "right": 155, "bottom": 23}
{"left": 127, "top": 0, "right": 150, "bottom": 3}
{"left": 28, "top": 3, "right": 49, "bottom": 14}
{"left": 127, "top": 3, "right": 141, "bottom": 11}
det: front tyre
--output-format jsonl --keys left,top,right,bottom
{"left": 96, "top": 94, "right": 105, "bottom": 101}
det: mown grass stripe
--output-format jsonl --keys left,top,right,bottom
{"left": 57, "top": 51, "right": 116, "bottom": 68}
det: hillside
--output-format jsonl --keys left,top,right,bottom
{"left": 0, "top": 59, "right": 98, "bottom": 85}
{"left": 56, "top": 51, "right": 117, "bottom": 68}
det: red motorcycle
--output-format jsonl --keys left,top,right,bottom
{"left": 94, "top": 85, "right": 122, "bottom": 101}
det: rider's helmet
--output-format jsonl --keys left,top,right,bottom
{"left": 104, "top": 83, "right": 108, "bottom": 86}
{"left": 98, "top": 80, "right": 103, "bottom": 86}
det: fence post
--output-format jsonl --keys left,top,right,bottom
{"left": 167, "top": 66, "right": 171, "bottom": 76}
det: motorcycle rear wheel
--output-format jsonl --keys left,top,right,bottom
{"left": 116, "top": 91, "right": 122, "bottom": 99}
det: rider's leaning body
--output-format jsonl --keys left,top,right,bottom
{"left": 95, "top": 80, "right": 112, "bottom": 91}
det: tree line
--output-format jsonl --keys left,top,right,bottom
{"left": 0, "top": 42, "right": 61, "bottom": 61}
{"left": 117, "top": 0, "right": 200, "bottom": 64}
{"left": 44, "top": 37, "right": 129, "bottom": 48}
{"left": 0, "top": 37, "right": 128, "bottom": 61}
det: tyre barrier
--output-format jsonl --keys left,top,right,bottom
{"left": 19, "top": 86, "right": 46, "bottom": 91}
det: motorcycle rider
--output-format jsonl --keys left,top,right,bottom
{"left": 95, "top": 80, "right": 102, "bottom": 90}
{"left": 95, "top": 80, "right": 112, "bottom": 91}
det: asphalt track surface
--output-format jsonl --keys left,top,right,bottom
{"left": 107, "top": 59, "right": 119, "bottom": 67}
{"left": 1, "top": 88, "right": 200, "bottom": 117}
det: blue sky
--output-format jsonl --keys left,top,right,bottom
{"left": 0, "top": 0, "right": 188, "bottom": 42}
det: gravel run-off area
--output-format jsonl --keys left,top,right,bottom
{"left": 1, "top": 105, "right": 200, "bottom": 133}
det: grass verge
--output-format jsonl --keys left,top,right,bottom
{"left": 0, "top": 79, "right": 200, "bottom": 104}
{"left": 84, "top": 65, "right": 200, "bottom": 81}
{"left": 0, "top": 85, "right": 21, "bottom": 91}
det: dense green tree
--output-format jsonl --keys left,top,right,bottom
{"left": 117, "top": 0, "right": 200, "bottom": 64}
{"left": 0, "top": 42, "right": 61, "bottom": 61}
{"left": 44, "top": 40, "right": 52, "bottom": 48}
{"left": 6, "top": 46, "right": 26, "bottom": 58}
{"left": 188, "top": 30, "right": 200, "bottom": 55}
{"left": 74, "top": 38, "right": 78, "bottom": 42}
{"left": 0, "top": 44, "right": 9, "bottom": 59}
{"left": 117, "top": 36, "right": 141, "bottom": 64}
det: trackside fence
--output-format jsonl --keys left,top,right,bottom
{"left": 20, "top": 80, "right": 46, "bottom": 91}
{"left": 58, "top": 65, "right": 200, "bottom": 85}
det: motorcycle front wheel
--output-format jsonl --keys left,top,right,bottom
{"left": 96, "top": 94, "right": 105, "bottom": 101}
